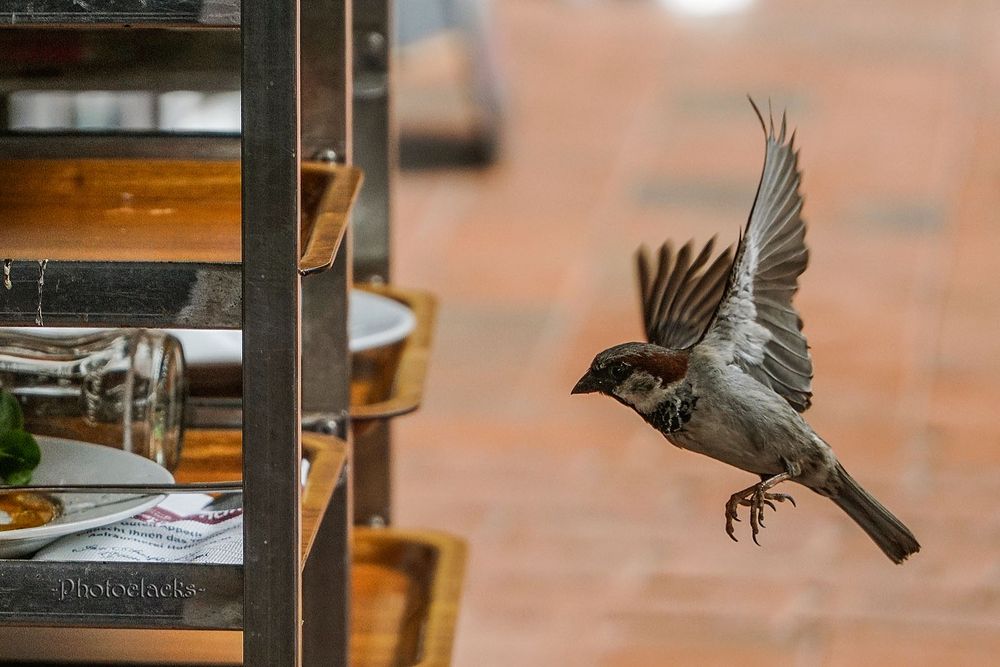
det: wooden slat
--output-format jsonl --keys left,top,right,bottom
{"left": 0, "top": 160, "right": 242, "bottom": 262}
{"left": 299, "top": 166, "right": 362, "bottom": 275}
{"left": 0, "top": 159, "right": 355, "bottom": 268}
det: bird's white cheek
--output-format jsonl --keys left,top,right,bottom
{"left": 613, "top": 374, "right": 672, "bottom": 414}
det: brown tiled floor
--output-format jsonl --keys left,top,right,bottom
{"left": 391, "top": 1, "right": 1000, "bottom": 665}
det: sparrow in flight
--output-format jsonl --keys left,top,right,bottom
{"left": 572, "top": 101, "right": 920, "bottom": 563}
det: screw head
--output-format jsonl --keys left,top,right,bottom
{"left": 313, "top": 148, "right": 340, "bottom": 163}
{"left": 364, "top": 31, "right": 386, "bottom": 58}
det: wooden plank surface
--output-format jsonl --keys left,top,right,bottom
{"left": 0, "top": 159, "right": 357, "bottom": 268}
{"left": 0, "top": 160, "right": 242, "bottom": 262}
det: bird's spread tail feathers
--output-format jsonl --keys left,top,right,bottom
{"left": 830, "top": 464, "right": 920, "bottom": 564}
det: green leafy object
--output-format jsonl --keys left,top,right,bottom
{"left": 0, "top": 429, "right": 41, "bottom": 485}
{"left": 0, "top": 390, "right": 24, "bottom": 433}
{"left": 3, "top": 468, "right": 33, "bottom": 486}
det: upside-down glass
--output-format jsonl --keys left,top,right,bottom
{"left": 0, "top": 330, "right": 185, "bottom": 471}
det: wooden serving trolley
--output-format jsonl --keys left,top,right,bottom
{"left": 0, "top": 2, "right": 465, "bottom": 665}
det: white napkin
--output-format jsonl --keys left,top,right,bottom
{"left": 33, "top": 494, "right": 243, "bottom": 564}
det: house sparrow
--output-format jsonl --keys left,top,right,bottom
{"left": 572, "top": 101, "right": 920, "bottom": 563}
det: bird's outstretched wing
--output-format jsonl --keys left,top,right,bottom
{"left": 699, "top": 100, "right": 813, "bottom": 412}
{"left": 636, "top": 237, "right": 734, "bottom": 351}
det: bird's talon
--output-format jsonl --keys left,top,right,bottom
{"left": 723, "top": 475, "right": 794, "bottom": 545}
{"left": 769, "top": 492, "right": 796, "bottom": 506}
{"left": 725, "top": 515, "right": 739, "bottom": 542}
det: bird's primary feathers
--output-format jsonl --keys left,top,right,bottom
{"left": 573, "top": 99, "right": 920, "bottom": 563}
{"left": 637, "top": 100, "right": 812, "bottom": 411}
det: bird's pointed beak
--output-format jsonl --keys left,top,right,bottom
{"left": 571, "top": 370, "right": 600, "bottom": 395}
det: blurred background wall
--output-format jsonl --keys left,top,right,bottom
{"left": 393, "top": 0, "right": 1000, "bottom": 665}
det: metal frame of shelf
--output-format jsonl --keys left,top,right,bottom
{"left": 0, "top": 0, "right": 359, "bottom": 665}
{"left": 352, "top": 0, "right": 396, "bottom": 527}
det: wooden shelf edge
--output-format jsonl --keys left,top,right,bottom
{"left": 351, "top": 285, "right": 437, "bottom": 421}
{"left": 299, "top": 431, "right": 348, "bottom": 563}
{"left": 299, "top": 164, "right": 363, "bottom": 276}
{"left": 408, "top": 529, "right": 466, "bottom": 667}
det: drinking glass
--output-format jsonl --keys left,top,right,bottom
{"left": 0, "top": 330, "right": 185, "bottom": 471}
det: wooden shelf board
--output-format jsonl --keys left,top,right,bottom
{"left": 352, "top": 528, "right": 466, "bottom": 667}
{"left": 0, "top": 159, "right": 356, "bottom": 266}
{"left": 0, "top": 159, "right": 240, "bottom": 262}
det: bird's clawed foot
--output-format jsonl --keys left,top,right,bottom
{"left": 724, "top": 476, "right": 796, "bottom": 545}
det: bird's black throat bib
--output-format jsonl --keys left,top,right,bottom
{"left": 645, "top": 383, "right": 698, "bottom": 433}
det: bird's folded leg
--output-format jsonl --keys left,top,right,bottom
{"left": 724, "top": 472, "right": 796, "bottom": 545}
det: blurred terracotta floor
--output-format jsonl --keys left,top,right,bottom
{"left": 390, "top": 1, "right": 1000, "bottom": 665}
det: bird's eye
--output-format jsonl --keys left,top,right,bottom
{"left": 609, "top": 362, "right": 631, "bottom": 382}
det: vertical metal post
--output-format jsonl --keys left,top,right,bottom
{"left": 242, "top": 0, "right": 303, "bottom": 664}
{"left": 302, "top": 252, "right": 353, "bottom": 667}
{"left": 303, "top": 436, "right": 352, "bottom": 667}
{"left": 353, "top": 0, "right": 393, "bottom": 282}
{"left": 352, "top": 0, "right": 395, "bottom": 526}
{"left": 354, "top": 420, "right": 392, "bottom": 524}
{"left": 300, "top": 0, "right": 353, "bottom": 664}
{"left": 301, "top": 0, "right": 353, "bottom": 161}
{"left": 301, "top": 0, "right": 353, "bottom": 413}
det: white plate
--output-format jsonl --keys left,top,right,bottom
{"left": 0, "top": 437, "right": 173, "bottom": 558}
{"left": 5, "top": 289, "right": 416, "bottom": 363}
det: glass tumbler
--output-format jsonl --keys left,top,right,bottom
{"left": 0, "top": 330, "right": 185, "bottom": 471}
